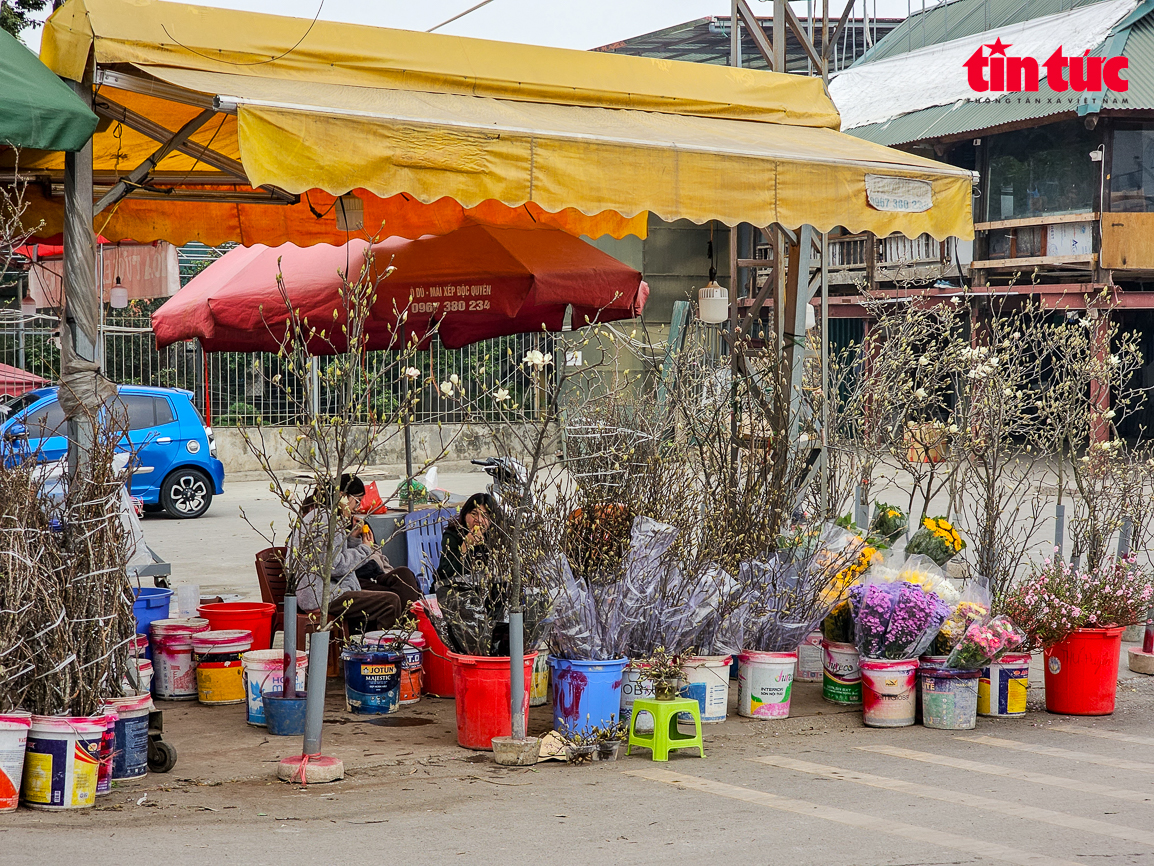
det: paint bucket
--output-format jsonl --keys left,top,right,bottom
{"left": 197, "top": 602, "right": 276, "bottom": 651}
{"left": 192, "top": 629, "right": 253, "bottom": 705}
{"left": 738, "top": 650, "right": 797, "bottom": 719}
{"left": 679, "top": 655, "right": 733, "bottom": 723}
{"left": 132, "top": 587, "right": 173, "bottom": 656}
{"left": 241, "top": 649, "right": 309, "bottom": 726}
{"left": 0, "top": 712, "right": 31, "bottom": 812}
{"left": 22, "top": 715, "right": 106, "bottom": 810}
{"left": 530, "top": 648, "right": 549, "bottom": 707}
{"left": 916, "top": 655, "right": 949, "bottom": 723}
{"left": 342, "top": 648, "right": 403, "bottom": 715}
{"left": 620, "top": 665, "right": 655, "bottom": 733}
{"left": 860, "top": 658, "right": 918, "bottom": 727}
{"left": 1044, "top": 627, "right": 1124, "bottom": 716}
{"left": 920, "top": 667, "right": 980, "bottom": 730}
{"left": 363, "top": 630, "right": 426, "bottom": 705}
{"left": 151, "top": 617, "right": 210, "bottom": 700}
{"left": 450, "top": 652, "right": 536, "bottom": 750}
{"left": 129, "top": 634, "right": 149, "bottom": 657}
{"left": 795, "top": 631, "right": 824, "bottom": 683}
{"left": 979, "top": 652, "right": 1031, "bottom": 717}
{"left": 95, "top": 712, "right": 117, "bottom": 796}
{"left": 99, "top": 694, "right": 151, "bottom": 781}
{"left": 127, "top": 658, "right": 153, "bottom": 696}
{"left": 413, "top": 600, "right": 455, "bottom": 697}
{"left": 822, "top": 640, "right": 862, "bottom": 704}
{"left": 549, "top": 657, "right": 628, "bottom": 735}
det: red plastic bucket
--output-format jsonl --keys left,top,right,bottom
{"left": 197, "top": 602, "right": 276, "bottom": 651}
{"left": 413, "top": 600, "right": 455, "bottom": 698}
{"left": 1044, "top": 627, "right": 1124, "bottom": 715}
{"left": 450, "top": 652, "right": 536, "bottom": 750}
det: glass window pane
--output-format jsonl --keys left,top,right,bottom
{"left": 27, "top": 401, "right": 65, "bottom": 437}
{"left": 987, "top": 121, "right": 1098, "bottom": 220}
{"left": 154, "top": 397, "right": 175, "bottom": 425}
{"left": 1110, "top": 128, "right": 1154, "bottom": 212}
{"left": 116, "top": 395, "right": 156, "bottom": 431}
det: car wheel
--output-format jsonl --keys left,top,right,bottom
{"left": 160, "top": 468, "right": 213, "bottom": 518}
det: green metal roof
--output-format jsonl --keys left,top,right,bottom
{"left": 845, "top": 0, "right": 1154, "bottom": 146}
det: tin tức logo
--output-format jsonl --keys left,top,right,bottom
{"left": 964, "top": 39, "right": 1128, "bottom": 93}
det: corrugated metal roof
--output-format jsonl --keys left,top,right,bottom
{"left": 858, "top": 0, "right": 1106, "bottom": 64}
{"left": 845, "top": 0, "right": 1154, "bottom": 145}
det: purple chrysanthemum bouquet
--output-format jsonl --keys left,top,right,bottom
{"left": 848, "top": 580, "right": 951, "bottom": 660}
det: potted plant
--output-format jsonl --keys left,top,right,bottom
{"left": 1002, "top": 555, "right": 1154, "bottom": 715}
{"left": 591, "top": 717, "right": 630, "bottom": 761}
{"left": 639, "top": 647, "right": 686, "bottom": 701}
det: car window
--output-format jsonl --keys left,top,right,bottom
{"left": 119, "top": 395, "right": 157, "bottom": 431}
{"left": 2, "top": 393, "right": 40, "bottom": 419}
{"left": 26, "top": 400, "right": 65, "bottom": 437}
{"left": 154, "top": 397, "right": 175, "bottom": 425}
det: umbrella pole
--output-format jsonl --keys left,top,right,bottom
{"left": 509, "top": 610, "right": 525, "bottom": 740}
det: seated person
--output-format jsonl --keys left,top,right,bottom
{"left": 288, "top": 484, "right": 421, "bottom": 631}
{"left": 435, "top": 492, "right": 498, "bottom": 588}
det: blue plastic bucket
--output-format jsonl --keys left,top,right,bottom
{"left": 263, "top": 694, "right": 308, "bottom": 736}
{"left": 132, "top": 588, "right": 173, "bottom": 658}
{"left": 100, "top": 694, "right": 150, "bottom": 781}
{"left": 549, "top": 657, "right": 628, "bottom": 735}
{"left": 341, "top": 649, "right": 402, "bottom": 715}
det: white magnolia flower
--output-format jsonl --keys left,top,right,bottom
{"left": 1079, "top": 317, "right": 1093, "bottom": 328}
{"left": 914, "top": 388, "right": 928, "bottom": 400}
{"left": 492, "top": 387, "right": 510, "bottom": 403}
{"left": 947, "top": 423, "right": 960, "bottom": 434}
{"left": 918, "top": 356, "right": 930, "bottom": 367}
{"left": 439, "top": 381, "right": 454, "bottom": 396}
{"left": 404, "top": 367, "right": 421, "bottom": 380}
{"left": 449, "top": 373, "right": 460, "bottom": 386}
{"left": 1103, "top": 409, "right": 1116, "bottom": 419}
{"left": 799, "top": 432, "right": 810, "bottom": 442}
{"left": 523, "top": 349, "right": 546, "bottom": 368}
{"left": 1108, "top": 355, "right": 1120, "bottom": 367}
{"left": 1003, "top": 387, "right": 1014, "bottom": 396}
{"left": 950, "top": 296, "right": 962, "bottom": 305}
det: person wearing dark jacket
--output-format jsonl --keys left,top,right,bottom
{"left": 435, "top": 492, "right": 498, "bottom": 588}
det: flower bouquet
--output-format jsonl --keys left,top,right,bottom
{"left": 906, "top": 517, "right": 965, "bottom": 566}
{"left": 931, "top": 599, "right": 990, "bottom": 655}
{"left": 868, "top": 502, "right": 908, "bottom": 546}
{"left": 822, "top": 601, "right": 854, "bottom": 643}
{"left": 944, "top": 616, "right": 1025, "bottom": 670}
{"left": 848, "top": 580, "right": 951, "bottom": 660}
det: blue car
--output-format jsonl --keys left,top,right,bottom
{"left": 0, "top": 385, "right": 225, "bottom": 518}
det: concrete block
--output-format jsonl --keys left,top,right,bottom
{"left": 277, "top": 754, "right": 344, "bottom": 784}
{"left": 1127, "top": 647, "right": 1154, "bottom": 675}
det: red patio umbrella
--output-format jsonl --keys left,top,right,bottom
{"left": 152, "top": 225, "right": 648, "bottom": 352}
{"left": 0, "top": 363, "right": 48, "bottom": 398}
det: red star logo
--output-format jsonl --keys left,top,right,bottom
{"left": 986, "top": 38, "right": 1011, "bottom": 55}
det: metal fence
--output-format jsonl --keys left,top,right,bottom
{"left": 0, "top": 311, "right": 550, "bottom": 425}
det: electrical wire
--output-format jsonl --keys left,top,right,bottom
{"left": 161, "top": 0, "right": 325, "bottom": 66}
{"left": 427, "top": 0, "right": 498, "bottom": 32}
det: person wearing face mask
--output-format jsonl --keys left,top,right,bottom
{"left": 289, "top": 484, "right": 421, "bottom": 630}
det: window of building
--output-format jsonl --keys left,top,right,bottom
{"left": 1110, "top": 126, "right": 1154, "bottom": 212}
{"left": 986, "top": 121, "right": 1099, "bottom": 221}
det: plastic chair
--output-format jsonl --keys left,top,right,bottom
{"left": 254, "top": 547, "right": 341, "bottom": 660}
{"left": 626, "top": 697, "right": 705, "bottom": 761}
{"left": 401, "top": 507, "right": 453, "bottom": 593}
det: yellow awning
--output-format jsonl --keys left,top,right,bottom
{"left": 28, "top": 0, "right": 973, "bottom": 244}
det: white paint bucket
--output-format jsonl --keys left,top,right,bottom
{"left": 679, "top": 655, "right": 732, "bottom": 723}
{"left": 126, "top": 658, "right": 153, "bottom": 696}
{"left": 822, "top": 640, "right": 862, "bottom": 704}
{"left": 242, "top": 649, "right": 309, "bottom": 726}
{"left": 620, "top": 666, "right": 655, "bottom": 732}
{"left": 795, "top": 631, "right": 824, "bottom": 683}
{"left": 738, "top": 650, "right": 797, "bottom": 719}
{"left": 151, "top": 618, "right": 210, "bottom": 701}
{"left": 978, "top": 652, "right": 1031, "bottom": 717}
{"left": 0, "top": 712, "right": 31, "bottom": 812}
{"left": 22, "top": 715, "right": 106, "bottom": 810}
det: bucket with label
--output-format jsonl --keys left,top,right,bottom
{"left": 363, "top": 630, "right": 426, "bottom": 705}
{"left": 921, "top": 667, "right": 981, "bottom": 730}
{"left": 795, "top": 632, "right": 824, "bottom": 683}
{"left": 530, "top": 648, "right": 549, "bottom": 707}
{"left": 241, "top": 649, "right": 309, "bottom": 726}
{"left": 127, "top": 658, "right": 153, "bottom": 696}
{"left": 979, "top": 652, "right": 1031, "bottom": 717}
{"left": 860, "top": 658, "right": 918, "bottom": 727}
{"left": 679, "top": 655, "right": 733, "bottom": 723}
{"left": 550, "top": 657, "right": 628, "bottom": 735}
{"left": 738, "top": 650, "right": 797, "bottom": 719}
{"left": 129, "top": 634, "right": 149, "bottom": 658}
{"left": 0, "top": 712, "right": 31, "bottom": 812}
{"left": 342, "top": 648, "right": 403, "bottom": 714}
{"left": 95, "top": 712, "right": 116, "bottom": 796}
{"left": 1045, "top": 627, "right": 1125, "bottom": 715}
{"left": 99, "top": 694, "right": 151, "bottom": 781}
{"left": 822, "top": 640, "right": 862, "bottom": 704}
{"left": 150, "top": 618, "right": 210, "bottom": 700}
{"left": 620, "top": 665, "right": 655, "bottom": 733}
{"left": 193, "top": 629, "right": 253, "bottom": 705}
{"left": 22, "top": 715, "right": 106, "bottom": 810}
{"left": 916, "top": 655, "right": 949, "bottom": 723}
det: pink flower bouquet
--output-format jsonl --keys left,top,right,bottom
{"left": 944, "top": 615, "right": 1025, "bottom": 670}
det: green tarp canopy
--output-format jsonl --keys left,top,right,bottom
{"left": 0, "top": 28, "right": 97, "bottom": 151}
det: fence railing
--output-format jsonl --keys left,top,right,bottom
{"left": 0, "top": 313, "right": 549, "bottom": 425}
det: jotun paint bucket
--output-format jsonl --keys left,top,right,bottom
{"left": 920, "top": 667, "right": 980, "bottom": 730}
{"left": 738, "top": 650, "right": 797, "bottom": 719}
{"left": 860, "top": 658, "right": 918, "bottom": 727}
{"left": 549, "top": 657, "right": 628, "bottom": 735}
{"left": 822, "top": 640, "right": 862, "bottom": 705}
{"left": 193, "top": 629, "right": 253, "bottom": 705}
{"left": 0, "top": 712, "right": 31, "bottom": 812}
{"left": 100, "top": 694, "right": 151, "bottom": 781}
{"left": 679, "top": 655, "right": 733, "bottom": 723}
{"left": 150, "top": 618, "right": 210, "bottom": 700}
{"left": 342, "top": 648, "right": 403, "bottom": 715}
{"left": 22, "top": 715, "right": 106, "bottom": 810}
{"left": 363, "top": 631, "right": 426, "bottom": 705}
{"left": 979, "top": 653, "right": 1031, "bottom": 717}
{"left": 241, "top": 650, "right": 309, "bottom": 726}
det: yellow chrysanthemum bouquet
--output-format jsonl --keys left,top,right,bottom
{"left": 905, "top": 516, "right": 966, "bottom": 566}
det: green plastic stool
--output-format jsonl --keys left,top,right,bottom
{"left": 627, "top": 697, "right": 705, "bottom": 761}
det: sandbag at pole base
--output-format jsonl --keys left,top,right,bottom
{"left": 277, "top": 630, "right": 343, "bottom": 785}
